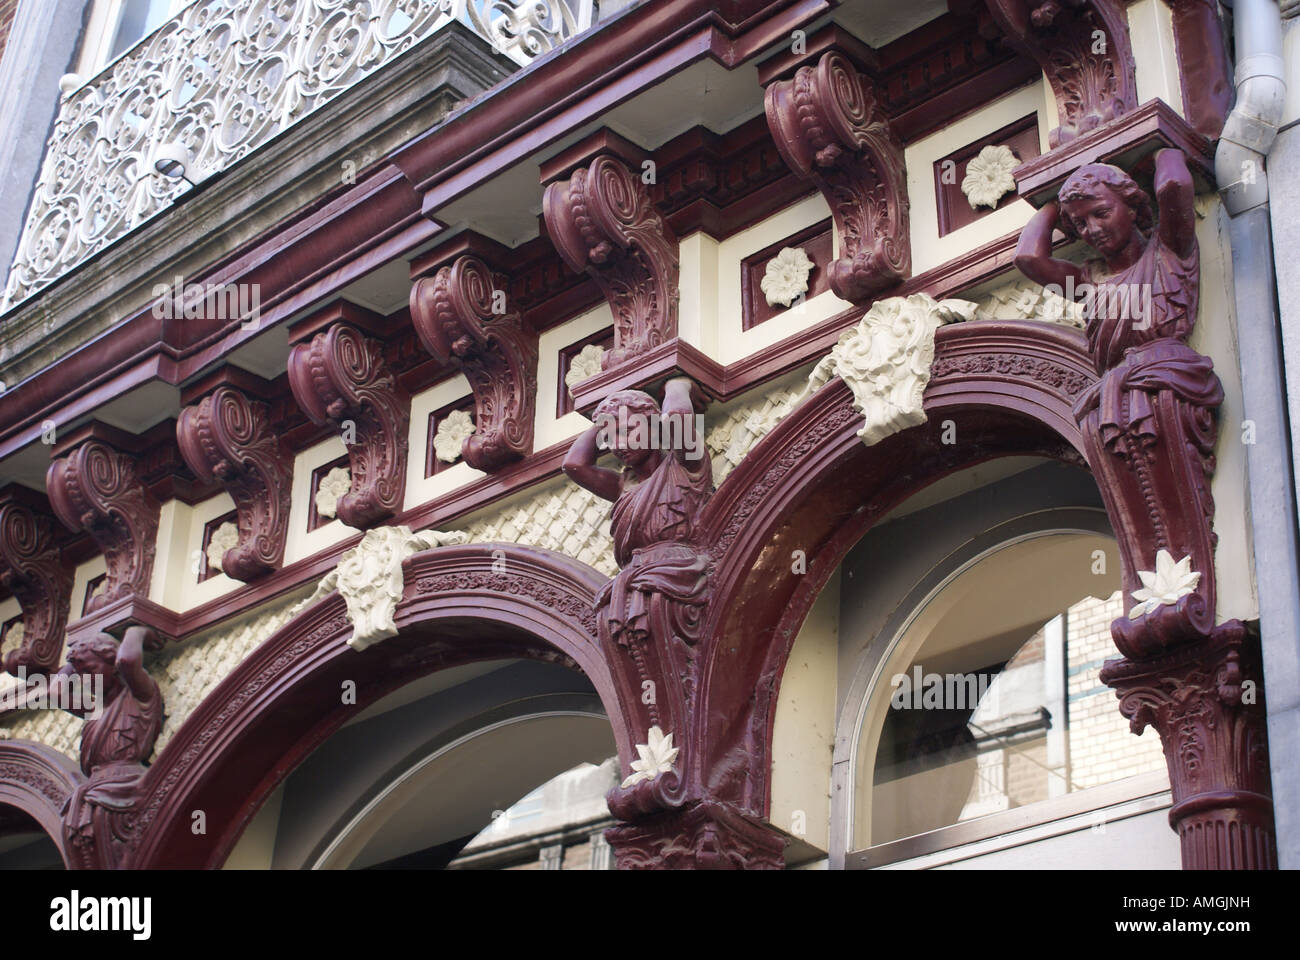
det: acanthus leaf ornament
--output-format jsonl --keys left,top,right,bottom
{"left": 410, "top": 254, "right": 538, "bottom": 471}
{"left": 295, "top": 525, "right": 469, "bottom": 651}
{"left": 46, "top": 436, "right": 160, "bottom": 615}
{"left": 288, "top": 322, "right": 409, "bottom": 529}
{"left": 984, "top": 0, "right": 1138, "bottom": 147}
{"left": 764, "top": 51, "right": 910, "bottom": 304}
{"left": 176, "top": 385, "right": 293, "bottom": 581}
{"left": 543, "top": 154, "right": 681, "bottom": 371}
{"left": 0, "top": 487, "right": 74, "bottom": 676}
{"left": 795, "top": 294, "right": 979, "bottom": 446}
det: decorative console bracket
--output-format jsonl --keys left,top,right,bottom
{"left": 47, "top": 423, "right": 161, "bottom": 617}
{"left": 288, "top": 302, "right": 410, "bottom": 529}
{"left": 763, "top": 50, "right": 910, "bottom": 304}
{"left": 409, "top": 234, "right": 538, "bottom": 471}
{"left": 177, "top": 368, "right": 293, "bottom": 581}
{"left": 542, "top": 130, "right": 681, "bottom": 374}
{"left": 984, "top": 0, "right": 1138, "bottom": 148}
{"left": 0, "top": 485, "right": 74, "bottom": 676}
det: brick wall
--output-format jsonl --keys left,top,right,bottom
{"left": 1066, "top": 591, "right": 1166, "bottom": 788}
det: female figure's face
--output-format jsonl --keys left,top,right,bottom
{"left": 1061, "top": 184, "right": 1137, "bottom": 258}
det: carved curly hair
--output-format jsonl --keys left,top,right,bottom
{"left": 68, "top": 632, "right": 119, "bottom": 673}
{"left": 592, "top": 389, "right": 661, "bottom": 456}
{"left": 1057, "top": 163, "right": 1154, "bottom": 239}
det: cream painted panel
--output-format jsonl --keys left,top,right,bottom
{"left": 907, "top": 81, "right": 1048, "bottom": 276}
{"left": 70, "top": 555, "right": 107, "bottom": 620}
{"left": 151, "top": 492, "right": 241, "bottom": 613}
{"left": 769, "top": 567, "right": 840, "bottom": 853}
{"left": 713, "top": 194, "right": 853, "bottom": 365}
{"left": 0, "top": 596, "right": 22, "bottom": 698}
{"left": 404, "top": 374, "right": 485, "bottom": 510}
{"left": 534, "top": 303, "right": 616, "bottom": 450}
{"left": 1128, "top": 0, "right": 1185, "bottom": 118}
{"left": 285, "top": 436, "right": 353, "bottom": 565}
{"left": 1191, "top": 195, "right": 1258, "bottom": 624}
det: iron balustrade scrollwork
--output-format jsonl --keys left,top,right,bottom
{"left": 3, "top": 0, "right": 595, "bottom": 308}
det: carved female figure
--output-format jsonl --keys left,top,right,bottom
{"left": 52, "top": 625, "right": 164, "bottom": 868}
{"left": 1014, "top": 149, "right": 1221, "bottom": 451}
{"left": 1014, "top": 148, "right": 1225, "bottom": 655}
{"left": 563, "top": 377, "right": 711, "bottom": 649}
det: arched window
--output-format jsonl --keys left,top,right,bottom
{"left": 847, "top": 530, "right": 1172, "bottom": 867}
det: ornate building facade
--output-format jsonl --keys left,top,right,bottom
{"left": 0, "top": 0, "right": 1294, "bottom": 871}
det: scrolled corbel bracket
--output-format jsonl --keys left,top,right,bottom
{"left": 46, "top": 426, "right": 161, "bottom": 615}
{"left": 409, "top": 239, "right": 538, "bottom": 471}
{"left": 0, "top": 485, "right": 75, "bottom": 676}
{"left": 983, "top": 0, "right": 1138, "bottom": 148}
{"left": 176, "top": 371, "right": 293, "bottom": 581}
{"left": 763, "top": 50, "right": 910, "bottom": 304}
{"left": 288, "top": 305, "right": 410, "bottom": 529}
{"left": 542, "top": 138, "right": 680, "bottom": 374}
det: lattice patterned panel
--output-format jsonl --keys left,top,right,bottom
{"left": 973, "top": 277, "right": 1086, "bottom": 328}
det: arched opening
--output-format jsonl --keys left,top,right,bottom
{"left": 131, "top": 544, "right": 632, "bottom": 869}
{"left": 0, "top": 808, "right": 64, "bottom": 869}
{"left": 222, "top": 658, "right": 619, "bottom": 870}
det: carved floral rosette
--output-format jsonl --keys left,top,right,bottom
{"left": 46, "top": 440, "right": 160, "bottom": 614}
{"left": 764, "top": 51, "right": 909, "bottom": 303}
{"left": 288, "top": 323, "right": 409, "bottom": 529}
{"left": 409, "top": 255, "right": 538, "bottom": 471}
{"left": 542, "top": 154, "right": 680, "bottom": 370}
{"left": 177, "top": 386, "right": 292, "bottom": 581}
{"left": 0, "top": 494, "right": 73, "bottom": 675}
{"left": 1100, "top": 625, "right": 1276, "bottom": 869}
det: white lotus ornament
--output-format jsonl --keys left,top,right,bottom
{"left": 961, "top": 144, "right": 1019, "bottom": 210}
{"left": 621, "top": 725, "right": 680, "bottom": 788}
{"left": 760, "top": 246, "right": 815, "bottom": 307}
{"left": 1128, "top": 549, "right": 1201, "bottom": 619}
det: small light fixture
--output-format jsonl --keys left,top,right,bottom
{"left": 153, "top": 141, "right": 195, "bottom": 184}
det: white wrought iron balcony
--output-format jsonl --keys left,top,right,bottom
{"left": 3, "top": 0, "right": 595, "bottom": 310}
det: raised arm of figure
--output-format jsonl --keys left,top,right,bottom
{"left": 1154, "top": 148, "right": 1196, "bottom": 260}
{"left": 661, "top": 377, "right": 700, "bottom": 466}
{"left": 116, "top": 626, "right": 158, "bottom": 704}
{"left": 563, "top": 422, "right": 622, "bottom": 502}
{"left": 1014, "top": 201, "right": 1088, "bottom": 291}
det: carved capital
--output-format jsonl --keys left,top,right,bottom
{"left": 0, "top": 488, "right": 74, "bottom": 675}
{"left": 605, "top": 800, "right": 787, "bottom": 870}
{"left": 1101, "top": 625, "right": 1277, "bottom": 869}
{"left": 288, "top": 323, "right": 410, "bottom": 528}
{"left": 543, "top": 154, "right": 680, "bottom": 371}
{"left": 764, "top": 51, "right": 909, "bottom": 303}
{"left": 177, "top": 384, "right": 293, "bottom": 581}
{"left": 409, "top": 254, "right": 538, "bottom": 471}
{"left": 984, "top": 0, "right": 1137, "bottom": 147}
{"left": 46, "top": 436, "right": 160, "bottom": 615}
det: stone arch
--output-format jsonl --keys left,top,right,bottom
{"left": 0, "top": 740, "right": 82, "bottom": 868}
{"left": 128, "top": 543, "right": 629, "bottom": 868}
{"left": 695, "top": 320, "right": 1100, "bottom": 818}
